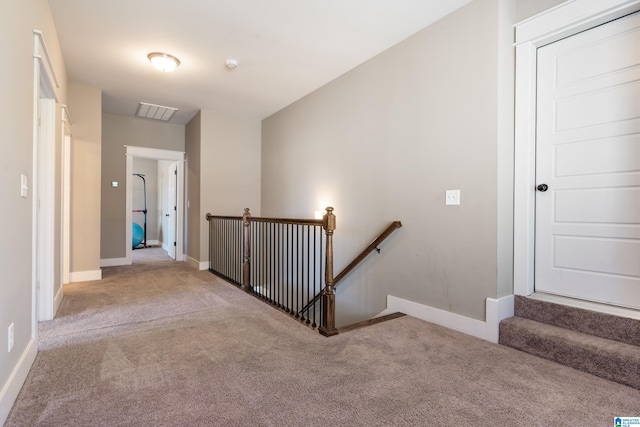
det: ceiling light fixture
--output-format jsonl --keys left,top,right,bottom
{"left": 148, "top": 52, "right": 180, "bottom": 72}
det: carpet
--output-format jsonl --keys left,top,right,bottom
{"left": 6, "top": 261, "right": 639, "bottom": 426}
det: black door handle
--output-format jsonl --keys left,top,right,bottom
{"left": 537, "top": 184, "right": 548, "bottom": 192}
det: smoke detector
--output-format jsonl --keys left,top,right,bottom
{"left": 225, "top": 59, "right": 239, "bottom": 70}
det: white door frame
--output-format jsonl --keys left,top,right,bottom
{"left": 33, "top": 30, "right": 59, "bottom": 324}
{"left": 61, "top": 105, "right": 71, "bottom": 287}
{"left": 125, "top": 146, "right": 185, "bottom": 264}
{"left": 513, "top": 0, "right": 640, "bottom": 297}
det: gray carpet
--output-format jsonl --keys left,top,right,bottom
{"left": 6, "top": 261, "right": 640, "bottom": 426}
{"left": 500, "top": 296, "right": 640, "bottom": 390}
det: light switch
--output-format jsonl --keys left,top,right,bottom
{"left": 445, "top": 189, "right": 460, "bottom": 206}
{"left": 21, "top": 174, "right": 28, "bottom": 198}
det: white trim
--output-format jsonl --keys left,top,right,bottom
{"left": 53, "top": 282, "right": 64, "bottom": 315}
{"left": 185, "top": 255, "right": 209, "bottom": 270}
{"left": 36, "top": 98, "right": 56, "bottom": 322}
{"left": 382, "top": 295, "right": 514, "bottom": 343}
{"left": 125, "top": 146, "right": 185, "bottom": 266}
{"left": 32, "top": 30, "right": 59, "bottom": 94}
{"left": 513, "top": 0, "right": 640, "bottom": 297}
{"left": 515, "top": 0, "right": 640, "bottom": 44}
{"left": 125, "top": 145, "right": 185, "bottom": 161}
{"left": 485, "top": 295, "right": 515, "bottom": 343}
{"left": 100, "top": 257, "right": 129, "bottom": 267}
{"left": 69, "top": 270, "right": 102, "bottom": 283}
{"left": 61, "top": 107, "right": 71, "bottom": 286}
{"left": 146, "top": 239, "right": 160, "bottom": 246}
{"left": 32, "top": 29, "right": 59, "bottom": 325}
{"left": 0, "top": 338, "right": 37, "bottom": 425}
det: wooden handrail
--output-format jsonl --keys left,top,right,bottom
{"left": 299, "top": 220, "right": 402, "bottom": 315}
{"left": 206, "top": 212, "right": 322, "bottom": 226}
{"left": 333, "top": 221, "right": 402, "bottom": 286}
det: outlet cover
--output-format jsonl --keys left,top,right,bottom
{"left": 445, "top": 189, "right": 460, "bottom": 206}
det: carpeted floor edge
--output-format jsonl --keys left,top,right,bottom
{"left": 499, "top": 316, "right": 640, "bottom": 390}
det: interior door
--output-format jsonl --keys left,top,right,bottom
{"left": 167, "top": 162, "right": 177, "bottom": 259}
{"left": 534, "top": 12, "right": 640, "bottom": 309}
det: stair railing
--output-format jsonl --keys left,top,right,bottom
{"left": 206, "top": 208, "right": 401, "bottom": 336}
{"left": 298, "top": 220, "right": 403, "bottom": 319}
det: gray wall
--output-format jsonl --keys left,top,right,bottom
{"left": 199, "top": 111, "right": 262, "bottom": 261}
{"left": 185, "top": 112, "right": 202, "bottom": 261}
{"left": 101, "top": 114, "right": 185, "bottom": 260}
{"left": 0, "top": 0, "right": 68, "bottom": 421}
{"left": 185, "top": 110, "right": 262, "bottom": 264}
{"left": 262, "top": 0, "right": 514, "bottom": 325}
{"left": 69, "top": 84, "right": 102, "bottom": 274}
{"left": 515, "top": 0, "right": 567, "bottom": 22}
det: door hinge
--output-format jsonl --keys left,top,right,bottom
{"left": 174, "top": 241, "right": 176, "bottom": 246}
{"left": 174, "top": 206, "right": 176, "bottom": 211}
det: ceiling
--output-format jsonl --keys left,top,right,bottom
{"left": 49, "top": 0, "right": 472, "bottom": 125}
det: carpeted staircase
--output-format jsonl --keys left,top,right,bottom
{"left": 499, "top": 296, "right": 640, "bottom": 390}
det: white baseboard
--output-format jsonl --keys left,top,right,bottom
{"left": 0, "top": 338, "right": 37, "bottom": 425}
{"left": 184, "top": 255, "right": 209, "bottom": 271}
{"left": 100, "top": 257, "right": 129, "bottom": 267}
{"left": 147, "top": 240, "right": 160, "bottom": 246}
{"left": 485, "top": 295, "right": 514, "bottom": 343}
{"left": 383, "top": 294, "right": 514, "bottom": 343}
{"left": 69, "top": 269, "right": 102, "bottom": 283}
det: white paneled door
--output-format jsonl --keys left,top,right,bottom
{"left": 535, "top": 11, "right": 640, "bottom": 309}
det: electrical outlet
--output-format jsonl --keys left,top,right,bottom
{"left": 8, "top": 323, "right": 14, "bottom": 352}
{"left": 445, "top": 189, "right": 461, "bottom": 206}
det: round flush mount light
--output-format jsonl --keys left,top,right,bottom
{"left": 148, "top": 52, "right": 181, "bottom": 72}
{"left": 225, "top": 59, "right": 239, "bottom": 70}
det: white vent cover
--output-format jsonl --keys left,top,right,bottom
{"left": 135, "top": 102, "right": 178, "bottom": 121}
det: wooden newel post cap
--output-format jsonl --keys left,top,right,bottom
{"left": 323, "top": 207, "right": 336, "bottom": 232}
{"left": 242, "top": 208, "right": 251, "bottom": 225}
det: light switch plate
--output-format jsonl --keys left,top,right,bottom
{"left": 445, "top": 189, "right": 460, "bottom": 206}
{"left": 21, "top": 174, "right": 28, "bottom": 198}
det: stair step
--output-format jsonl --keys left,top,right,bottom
{"left": 499, "top": 316, "right": 640, "bottom": 390}
{"left": 514, "top": 296, "right": 640, "bottom": 347}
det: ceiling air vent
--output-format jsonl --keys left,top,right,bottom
{"left": 135, "top": 102, "right": 178, "bottom": 121}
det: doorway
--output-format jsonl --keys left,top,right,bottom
{"left": 33, "top": 30, "right": 60, "bottom": 323}
{"left": 514, "top": 0, "right": 640, "bottom": 313}
{"left": 534, "top": 11, "right": 640, "bottom": 310}
{"left": 125, "top": 146, "right": 184, "bottom": 265}
{"left": 131, "top": 158, "right": 179, "bottom": 260}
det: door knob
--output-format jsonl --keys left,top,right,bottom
{"left": 537, "top": 184, "right": 548, "bottom": 192}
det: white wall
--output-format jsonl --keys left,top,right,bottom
{"left": 262, "top": 0, "right": 514, "bottom": 326}
{"left": 0, "top": 0, "right": 68, "bottom": 422}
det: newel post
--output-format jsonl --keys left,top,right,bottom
{"left": 319, "top": 207, "right": 338, "bottom": 337}
{"left": 242, "top": 208, "right": 251, "bottom": 291}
